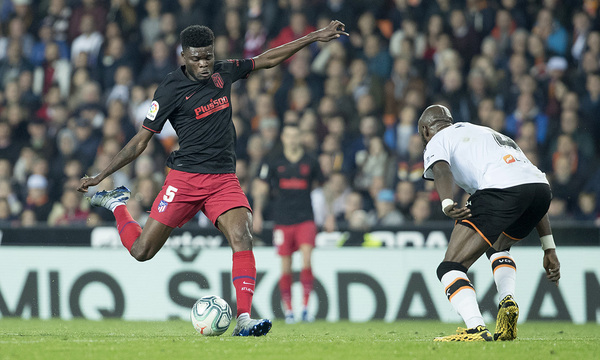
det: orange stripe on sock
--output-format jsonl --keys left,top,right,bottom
{"left": 502, "top": 232, "right": 522, "bottom": 241}
{"left": 448, "top": 286, "right": 475, "bottom": 301}
{"left": 462, "top": 219, "right": 492, "bottom": 246}
{"left": 493, "top": 264, "right": 517, "bottom": 274}
{"left": 444, "top": 277, "right": 469, "bottom": 294}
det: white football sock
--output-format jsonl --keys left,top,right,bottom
{"left": 441, "top": 270, "right": 485, "bottom": 329}
{"left": 489, "top": 251, "right": 516, "bottom": 302}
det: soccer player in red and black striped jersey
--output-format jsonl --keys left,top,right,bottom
{"left": 253, "top": 124, "right": 324, "bottom": 323}
{"left": 77, "top": 21, "right": 348, "bottom": 336}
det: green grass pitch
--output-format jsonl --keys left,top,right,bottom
{"left": 1, "top": 319, "right": 599, "bottom": 360}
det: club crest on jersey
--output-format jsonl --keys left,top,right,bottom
{"left": 157, "top": 200, "right": 168, "bottom": 213}
{"left": 147, "top": 101, "right": 159, "bottom": 121}
{"left": 212, "top": 73, "right": 224, "bottom": 88}
{"left": 300, "top": 164, "right": 310, "bottom": 176}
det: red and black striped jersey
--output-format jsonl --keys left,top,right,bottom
{"left": 142, "top": 59, "right": 254, "bottom": 174}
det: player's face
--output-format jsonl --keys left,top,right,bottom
{"left": 281, "top": 127, "right": 301, "bottom": 150}
{"left": 182, "top": 45, "right": 215, "bottom": 81}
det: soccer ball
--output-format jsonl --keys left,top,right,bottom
{"left": 190, "top": 295, "right": 233, "bottom": 336}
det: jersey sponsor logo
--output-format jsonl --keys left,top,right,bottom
{"left": 279, "top": 178, "right": 308, "bottom": 190}
{"left": 157, "top": 200, "right": 168, "bottom": 213}
{"left": 194, "top": 96, "right": 230, "bottom": 120}
{"left": 503, "top": 154, "right": 516, "bottom": 164}
{"left": 146, "top": 100, "right": 159, "bottom": 121}
{"left": 212, "top": 73, "right": 224, "bottom": 88}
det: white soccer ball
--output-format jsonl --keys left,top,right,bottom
{"left": 190, "top": 295, "right": 233, "bottom": 336}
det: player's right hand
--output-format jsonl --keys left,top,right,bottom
{"left": 543, "top": 248, "right": 560, "bottom": 286}
{"left": 442, "top": 202, "right": 471, "bottom": 220}
{"left": 77, "top": 175, "right": 101, "bottom": 193}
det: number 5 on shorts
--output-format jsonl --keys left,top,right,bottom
{"left": 163, "top": 185, "right": 178, "bottom": 202}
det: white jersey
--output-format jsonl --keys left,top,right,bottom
{"left": 423, "top": 122, "right": 549, "bottom": 194}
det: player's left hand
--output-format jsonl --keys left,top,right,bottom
{"left": 543, "top": 248, "right": 560, "bottom": 286}
{"left": 77, "top": 175, "right": 101, "bottom": 193}
{"left": 442, "top": 202, "right": 471, "bottom": 220}
{"left": 314, "top": 20, "right": 349, "bottom": 42}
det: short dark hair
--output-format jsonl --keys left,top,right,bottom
{"left": 180, "top": 25, "right": 214, "bottom": 49}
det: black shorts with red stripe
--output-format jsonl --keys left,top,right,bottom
{"left": 458, "top": 183, "right": 551, "bottom": 246}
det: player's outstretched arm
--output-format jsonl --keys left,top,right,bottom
{"left": 253, "top": 20, "right": 348, "bottom": 70}
{"left": 77, "top": 127, "right": 154, "bottom": 193}
{"left": 431, "top": 161, "right": 471, "bottom": 220}
{"left": 536, "top": 214, "right": 560, "bottom": 286}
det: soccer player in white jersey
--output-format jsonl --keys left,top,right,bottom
{"left": 418, "top": 105, "right": 561, "bottom": 342}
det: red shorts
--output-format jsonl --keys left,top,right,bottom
{"left": 273, "top": 220, "right": 317, "bottom": 256}
{"left": 149, "top": 170, "right": 251, "bottom": 228}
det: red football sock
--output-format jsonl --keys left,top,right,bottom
{"left": 232, "top": 250, "right": 256, "bottom": 317}
{"left": 279, "top": 273, "right": 293, "bottom": 312}
{"left": 114, "top": 205, "right": 141, "bottom": 252}
{"left": 300, "top": 268, "right": 314, "bottom": 307}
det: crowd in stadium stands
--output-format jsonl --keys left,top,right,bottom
{"left": 0, "top": 0, "right": 599, "bottom": 230}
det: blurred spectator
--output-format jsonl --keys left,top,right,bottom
{"left": 580, "top": 72, "right": 600, "bottom": 140}
{"left": 0, "top": 197, "right": 16, "bottom": 226}
{"left": 138, "top": 39, "right": 177, "bottom": 86}
{"left": 409, "top": 196, "right": 433, "bottom": 225}
{"left": 269, "top": 11, "right": 315, "bottom": 58}
{"left": 96, "top": 36, "right": 133, "bottom": 91}
{"left": 0, "top": 41, "right": 33, "bottom": 88}
{"left": 48, "top": 188, "right": 89, "bottom": 226}
{"left": 548, "top": 154, "right": 584, "bottom": 213}
{"left": 343, "top": 115, "right": 379, "bottom": 176}
{"left": 32, "top": 41, "right": 71, "bottom": 98}
{"left": 505, "top": 93, "right": 548, "bottom": 145}
{"left": 0, "top": 121, "right": 23, "bottom": 164}
{"left": 20, "top": 208, "right": 37, "bottom": 227}
{"left": 311, "top": 171, "right": 350, "bottom": 227}
{"left": 106, "top": 0, "right": 137, "bottom": 42}
{"left": 68, "top": 0, "right": 107, "bottom": 43}
{"left": 29, "top": 21, "right": 69, "bottom": 67}
{"left": 24, "top": 174, "right": 52, "bottom": 221}
{"left": 368, "top": 188, "right": 404, "bottom": 227}
{"left": 363, "top": 34, "right": 392, "bottom": 79}
{"left": 395, "top": 133, "right": 425, "bottom": 188}
{"left": 573, "top": 192, "right": 598, "bottom": 222}
{"left": 175, "top": 0, "right": 208, "bottom": 34}
{"left": 395, "top": 180, "right": 416, "bottom": 220}
{"left": 70, "top": 14, "right": 104, "bottom": 67}
{"left": 73, "top": 117, "right": 102, "bottom": 169}
{"left": 140, "top": 0, "right": 162, "bottom": 52}
{"left": 390, "top": 18, "right": 425, "bottom": 59}
{"left": 449, "top": 9, "right": 480, "bottom": 68}
{"left": 531, "top": 7, "right": 567, "bottom": 57}
{"left": 0, "top": 16, "right": 34, "bottom": 60}
{"left": 353, "top": 136, "right": 395, "bottom": 192}
{"left": 0, "top": 177, "right": 22, "bottom": 216}
{"left": 571, "top": 11, "right": 591, "bottom": 63}
{"left": 547, "top": 110, "right": 595, "bottom": 160}
{"left": 42, "top": 0, "right": 72, "bottom": 43}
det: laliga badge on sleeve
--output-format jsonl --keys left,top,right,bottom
{"left": 147, "top": 101, "right": 159, "bottom": 121}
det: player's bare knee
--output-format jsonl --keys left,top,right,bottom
{"left": 130, "top": 242, "right": 155, "bottom": 262}
{"left": 229, "top": 228, "right": 253, "bottom": 251}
